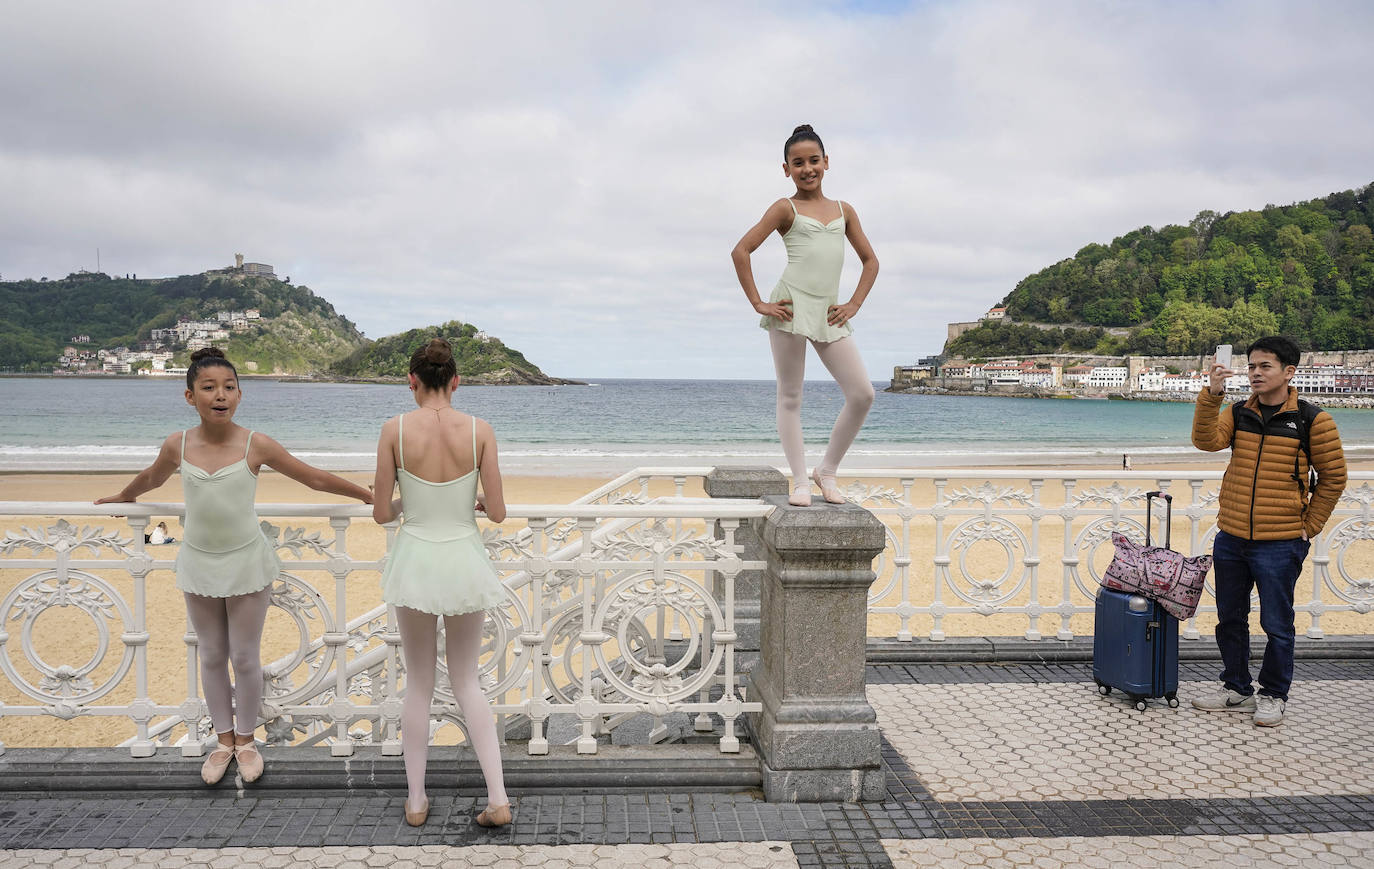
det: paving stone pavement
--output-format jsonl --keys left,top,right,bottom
{"left": 0, "top": 843, "right": 801, "bottom": 868}
{"left": 871, "top": 678, "right": 1374, "bottom": 802}
{"left": 881, "top": 832, "right": 1374, "bottom": 867}
{"left": 2, "top": 661, "right": 1372, "bottom": 868}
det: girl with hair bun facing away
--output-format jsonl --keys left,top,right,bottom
{"left": 97, "top": 347, "right": 374, "bottom": 785}
{"left": 731, "top": 124, "right": 880, "bottom": 506}
{"left": 371, "top": 338, "right": 511, "bottom": 828}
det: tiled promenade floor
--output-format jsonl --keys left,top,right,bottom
{"left": 3, "top": 661, "right": 1373, "bottom": 867}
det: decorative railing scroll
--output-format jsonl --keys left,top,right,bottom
{"left": 0, "top": 491, "right": 766, "bottom": 757}
{"left": 844, "top": 469, "right": 1374, "bottom": 643}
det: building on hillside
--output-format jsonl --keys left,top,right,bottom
{"left": 1136, "top": 367, "right": 1168, "bottom": 391}
{"left": 983, "top": 307, "right": 1007, "bottom": 321}
{"left": 983, "top": 360, "right": 1024, "bottom": 385}
{"left": 1334, "top": 367, "right": 1374, "bottom": 393}
{"left": 940, "top": 360, "right": 984, "bottom": 379}
{"left": 1292, "top": 365, "right": 1337, "bottom": 394}
{"left": 892, "top": 364, "right": 935, "bottom": 386}
{"left": 1062, "top": 365, "right": 1094, "bottom": 387}
{"left": 1020, "top": 365, "right": 1060, "bottom": 389}
{"left": 1085, "top": 366, "right": 1128, "bottom": 389}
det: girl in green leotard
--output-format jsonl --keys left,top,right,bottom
{"left": 731, "top": 124, "right": 881, "bottom": 506}
{"left": 371, "top": 338, "right": 512, "bottom": 829}
{"left": 97, "top": 347, "right": 373, "bottom": 786}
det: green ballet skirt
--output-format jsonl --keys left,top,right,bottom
{"left": 380, "top": 416, "right": 506, "bottom": 616}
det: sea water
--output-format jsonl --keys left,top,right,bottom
{"left": 3, "top": 376, "right": 1372, "bottom": 474}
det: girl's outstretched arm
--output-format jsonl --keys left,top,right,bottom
{"left": 95, "top": 433, "right": 180, "bottom": 503}
{"left": 254, "top": 434, "right": 374, "bottom": 504}
{"left": 474, "top": 418, "right": 506, "bottom": 524}
{"left": 828, "top": 202, "right": 880, "bottom": 326}
{"left": 731, "top": 199, "right": 794, "bottom": 322}
{"left": 372, "top": 416, "right": 402, "bottom": 524}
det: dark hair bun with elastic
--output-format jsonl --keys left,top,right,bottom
{"left": 409, "top": 337, "right": 459, "bottom": 390}
{"left": 185, "top": 346, "right": 236, "bottom": 387}
{"left": 784, "top": 124, "right": 825, "bottom": 159}
{"left": 422, "top": 338, "right": 453, "bottom": 365}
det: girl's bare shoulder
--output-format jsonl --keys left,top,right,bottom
{"left": 157, "top": 430, "right": 185, "bottom": 460}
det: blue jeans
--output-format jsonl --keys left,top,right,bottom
{"left": 1212, "top": 530, "right": 1309, "bottom": 702}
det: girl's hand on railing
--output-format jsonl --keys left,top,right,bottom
{"left": 94, "top": 493, "right": 135, "bottom": 516}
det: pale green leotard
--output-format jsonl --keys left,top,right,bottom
{"left": 759, "top": 197, "right": 853, "bottom": 342}
{"left": 175, "top": 430, "right": 281, "bottom": 598}
{"left": 380, "top": 414, "right": 506, "bottom": 616}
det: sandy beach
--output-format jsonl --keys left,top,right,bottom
{"left": 3, "top": 457, "right": 1371, "bottom": 749}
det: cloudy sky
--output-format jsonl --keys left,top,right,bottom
{"left": 2, "top": 1, "right": 1371, "bottom": 379}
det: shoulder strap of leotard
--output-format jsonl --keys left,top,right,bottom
{"left": 470, "top": 415, "right": 478, "bottom": 470}
{"left": 396, "top": 414, "right": 405, "bottom": 471}
{"left": 836, "top": 200, "right": 845, "bottom": 223}
{"left": 786, "top": 197, "right": 797, "bottom": 216}
{"left": 244, "top": 431, "right": 254, "bottom": 460}
{"left": 179, "top": 430, "right": 187, "bottom": 465}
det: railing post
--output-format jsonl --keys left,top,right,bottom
{"left": 750, "top": 495, "right": 887, "bottom": 802}
{"left": 704, "top": 467, "right": 787, "bottom": 674}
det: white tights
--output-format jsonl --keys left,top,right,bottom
{"left": 183, "top": 588, "right": 272, "bottom": 737}
{"left": 395, "top": 606, "right": 508, "bottom": 809}
{"left": 769, "top": 331, "right": 876, "bottom": 487}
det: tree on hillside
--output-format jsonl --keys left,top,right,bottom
{"left": 951, "top": 182, "right": 1374, "bottom": 356}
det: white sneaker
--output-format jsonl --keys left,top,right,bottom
{"left": 1190, "top": 687, "right": 1257, "bottom": 712}
{"left": 1254, "top": 695, "right": 1286, "bottom": 727}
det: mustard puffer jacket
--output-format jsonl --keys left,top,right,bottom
{"left": 1192, "top": 387, "right": 1347, "bottom": 540}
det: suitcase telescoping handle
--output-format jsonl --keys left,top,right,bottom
{"left": 1145, "top": 491, "right": 1172, "bottom": 549}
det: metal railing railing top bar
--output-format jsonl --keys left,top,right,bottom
{"left": 0, "top": 500, "right": 773, "bottom": 520}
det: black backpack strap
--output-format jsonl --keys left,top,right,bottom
{"left": 1294, "top": 399, "right": 1321, "bottom": 496}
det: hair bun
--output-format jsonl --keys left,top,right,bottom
{"left": 190, "top": 347, "right": 226, "bottom": 362}
{"left": 423, "top": 338, "right": 453, "bottom": 365}
{"left": 792, "top": 124, "right": 814, "bottom": 135}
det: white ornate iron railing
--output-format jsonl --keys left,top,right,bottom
{"left": 0, "top": 485, "right": 766, "bottom": 757}
{"left": 3, "top": 466, "right": 1372, "bottom": 756}
{"left": 835, "top": 469, "right": 1374, "bottom": 643}
{"left": 601, "top": 466, "right": 1374, "bottom": 644}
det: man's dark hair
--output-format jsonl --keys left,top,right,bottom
{"left": 1246, "top": 335, "right": 1300, "bottom": 368}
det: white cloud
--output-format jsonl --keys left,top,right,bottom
{"left": 2, "top": 0, "right": 1371, "bottom": 379}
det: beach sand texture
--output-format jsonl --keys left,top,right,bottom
{"left": 2, "top": 461, "right": 1371, "bottom": 748}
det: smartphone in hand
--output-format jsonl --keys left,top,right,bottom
{"left": 1214, "top": 344, "right": 1233, "bottom": 370}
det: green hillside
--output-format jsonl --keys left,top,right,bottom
{"left": 330, "top": 320, "right": 572, "bottom": 385}
{"left": 0, "top": 271, "right": 364, "bottom": 373}
{"left": 947, "top": 182, "right": 1374, "bottom": 357}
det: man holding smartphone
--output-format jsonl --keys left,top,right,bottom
{"left": 1189, "top": 336, "right": 1347, "bottom": 726}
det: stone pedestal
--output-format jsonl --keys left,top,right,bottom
{"left": 748, "top": 495, "right": 887, "bottom": 802}
{"left": 704, "top": 467, "right": 787, "bottom": 673}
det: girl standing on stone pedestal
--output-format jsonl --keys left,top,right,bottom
{"left": 731, "top": 124, "right": 880, "bottom": 506}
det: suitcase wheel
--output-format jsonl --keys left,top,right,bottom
{"left": 1166, "top": 693, "right": 1179, "bottom": 709}
{"left": 1095, "top": 679, "right": 1111, "bottom": 696}
{"left": 1132, "top": 698, "right": 1147, "bottom": 712}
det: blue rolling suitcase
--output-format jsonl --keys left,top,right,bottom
{"left": 1092, "top": 493, "right": 1180, "bottom": 710}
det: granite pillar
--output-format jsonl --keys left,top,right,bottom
{"left": 749, "top": 495, "right": 887, "bottom": 802}
{"left": 704, "top": 467, "right": 787, "bottom": 673}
